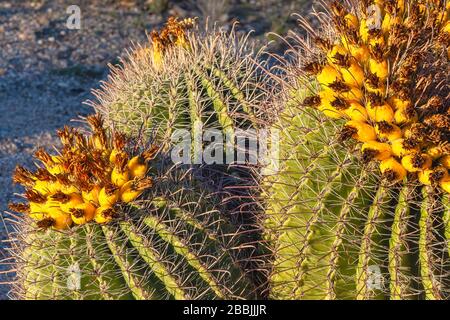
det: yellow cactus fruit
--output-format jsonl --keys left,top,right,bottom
{"left": 291, "top": 0, "right": 450, "bottom": 196}
{"left": 111, "top": 167, "right": 130, "bottom": 187}
{"left": 394, "top": 105, "right": 418, "bottom": 125}
{"left": 444, "top": 21, "right": 450, "bottom": 34}
{"left": 343, "top": 101, "right": 369, "bottom": 122}
{"left": 128, "top": 145, "right": 158, "bottom": 179}
{"left": 327, "top": 45, "right": 348, "bottom": 64}
{"left": 62, "top": 193, "right": 84, "bottom": 213}
{"left": 388, "top": 97, "right": 411, "bottom": 111}
{"left": 8, "top": 202, "right": 40, "bottom": 221}
{"left": 33, "top": 151, "right": 65, "bottom": 175}
{"left": 51, "top": 155, "right": 63, "bottom": 164}
{"left": 391, "top": 139, "right": 419, "bottom": 157}
{"left": 317, "top": 91, "right": 343, "bottom": 119}
{"left": 369, "top": 35, "right": 385, "bottom": 49}
{"left": 98, "top": 185, "right": 120, "bottom": 207}
{"left": 418, "top": 170, "right": 433, "bottom": 186}
{"left": 94, "top": 206, "right": 116, "bottom": 224}
{"left": 381, "top": 13, "right": 402, "bottom": 34}
{"left": 60, "top": 184, "right": 80, "bottom": 195}
{"left": 29, "top": 202, "right": 48, "bottom": 221}
{"left": 375, "top": 121, "right": 402, "bottom": 141}
{"left": 82, "top": 185, "right": 101, "bottom": 205}
{"left": 48, "top": 191, "right": 79, "bottom": 211}
{"left": 127, "top": 156, "right": 149, "bottom": 179}
{"left": 109, "top": 149, "right": 119, "bottom": 164}
{"left": 120, "top": 184, "right": 142, "bottom": 203}
{"left": 426, "top": 145, "right": 443, "bottom": 159}
{"left": 361, "top": 141, "right": 392, "bottom": 161}
{"left": 359, "top": 18, "right": 370, "bottom": 43}
{"left": 380, "top": 158, "right": 407, "bottom": 182}
{"left": 369, "top": 58, "right": 389, "bottom": 81}
{"left": 339, "top": 87, "right": 364, "bottom": 102}
{"left": 151, "top": 31, "right": 164, "bottom": 68}
{"left": 381, "top": 13, "right": 392, "bottom": 34}
{"left": 441, "top": 155, "right": 450, "bottom": 169}
{"left": 401, "top": 153, "right": 433, "bottom": 173}
{"left": 92, "top": 136, "right": 106, "bottom": 151}
{"left": 344, "top": 13, "right": 359, "bottom": 29}
{"left": 110, "top": 132, "right": 128, "bottom": 163}
{"left": 149, "top": 17, "right": 195, "bottom": 68}
{"left": 342, "top": 120, "right": 377, "bottom": 142}
{"left": 440, "top": 177, "right": 450, "bottom": 194}
{"left": 365, "top": 83, "right": 386, "bottom": 96}
{"left": 340, "top": 62, "right": 365, "bottom": 88}
{"left": 120, "top": 177, "right": 153, "bottom": 203}
{"left": 349, "top": 44, "right": 371, "bottom": 63}
{"left": 367, "top": 102, "right": 395, "bottom": 123}
{"left": 37, "top": 208, "right": 73, "bottom": 230}
{"left": 418, "top": 168, "right": 449, "bottom": 186}
{"left": 111, "top": 152, "right": 130, "bottom": 187}
{"left": 317, "top": 65, "right": 342, "bottom": 86}
{"left": 33, "top": 180, "right": 60, "bottom": 197}
{"left": 397, "top": 0, "right": 405, "bottom": 12}
{"left": 70, "top": 202, "right": 96, "bottom": 225}
{"left": 47, "top": 163, "right": 65, "bottom": 176}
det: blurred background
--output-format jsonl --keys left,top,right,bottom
{"left": 0, "top": 0, "right": 314, "bottom": 299}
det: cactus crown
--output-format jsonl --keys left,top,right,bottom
{"left": 297, "top": 0, "right": 449, "bottom": 192}
{"left": 8, "top": 114, "right": 156, "bottom": 230}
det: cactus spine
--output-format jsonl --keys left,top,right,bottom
{"left": 263, "top": 0, "right": 449, "bottom": 299}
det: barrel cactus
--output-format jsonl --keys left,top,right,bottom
{"left": 262, "top": 0, "right": 449, "bottom": 299}
{"left": 4, "top": 18, "right": 269, "bottom": 300}
{"left": 6, "top": 116, "right": 258, "bottom": 300}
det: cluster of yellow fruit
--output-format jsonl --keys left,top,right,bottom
{"left": 303, "top": 0, "right": 450, "bottom": 193}
{"left": 9, "top": 114, "right": 157, "bottom": 230}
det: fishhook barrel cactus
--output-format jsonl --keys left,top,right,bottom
{"left": 262, "top": 0, "right": 449, "bottom": 299}
{"left": 6, "top": 116, "right": 257, "bottom": 300}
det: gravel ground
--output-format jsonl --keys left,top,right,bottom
{"left": 0, "top": 0, "right": 313, "bottom": 299}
